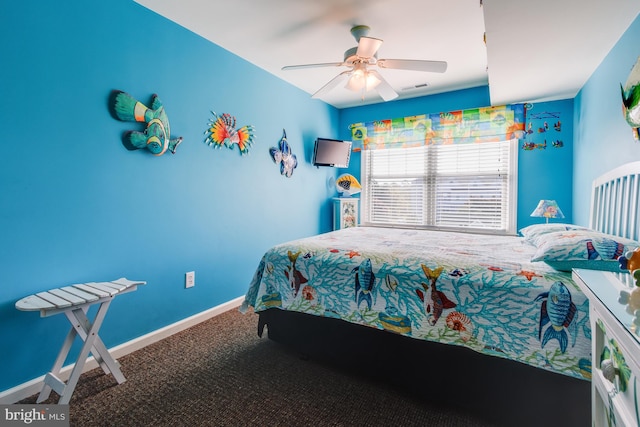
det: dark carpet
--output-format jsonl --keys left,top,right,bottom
{"left": 22, "top": 307, "right": 495, "bottom": 426}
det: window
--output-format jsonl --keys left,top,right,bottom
{"left": 361, "top": 139, "right": 517, "bottom": 234}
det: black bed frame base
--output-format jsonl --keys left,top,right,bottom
{"left": 258, "top": 309, "right": 590, "bottom": 427}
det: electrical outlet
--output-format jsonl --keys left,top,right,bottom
{"left": 185, "top": 271, "right": 195, "bottom": 288}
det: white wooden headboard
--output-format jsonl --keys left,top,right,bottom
{"left": 590, "top": 161, "right": 640, "bottom": 241}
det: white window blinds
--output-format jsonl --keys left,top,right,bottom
{"left": 361, "top": 139, "right": 517, "bottom": 234}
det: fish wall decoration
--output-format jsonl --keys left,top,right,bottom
{"left": 110, "top": 90, "right": 182, "bottom": 156}
{"left": 621, "top": 56, "right": 640, "bottom": 139}
{"left": 269, "top": 129, "right": 298, "bottom": 177}
{"left": 335, "top": 174, "right": 362, "bottom": 197}
{"left": 204, "top": 112, "right": 256, "bottom": 155}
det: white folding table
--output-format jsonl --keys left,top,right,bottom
{"left": 15, "top": 278, "right": 146, "bottom": 404}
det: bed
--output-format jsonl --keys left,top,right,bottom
{"left": 242, "top": 161, "right": 640, "bottom": 426}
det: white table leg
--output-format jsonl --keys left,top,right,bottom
{"left": 70, "top": 307, "right": 113, "bottom": 376}
{"left": 37, "top": 298, "right": 124, "bottom": 404}
{"left": 70, "top": 308, "right": 126, "bottom": 383}
{"left": 36, "top": 326, "right": 77, "bottom": 403}
{"left": 56, "top": 300, "right": 112, "bottom": 404}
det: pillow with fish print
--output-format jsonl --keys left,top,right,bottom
{"left": 530, "top": 229, "right": 640, "bottom": 272}
{"left": 519, "top": 223, "right": 589, "bottom": 246}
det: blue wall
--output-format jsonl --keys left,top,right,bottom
{"left": 0, "top": 0, "right": 338, "bottom": 391}
{"left": 2, "top": 1, "right": 638, "bottom": 395}
{"left": 339, "top": 88, "right": 575, "bottom": 230}
{"left": 573, "top": 14, "right": 640, "bottom": 226}
{"left": 517, "top": 99, "right": 574, "bottom": 229}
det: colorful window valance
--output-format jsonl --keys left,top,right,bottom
{"left": 349, "top": 103, "right": 526, "bottom": 151}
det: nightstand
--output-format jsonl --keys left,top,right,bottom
{"left": 573, "top": 269, "right": 640, "bottom": 426}
{"left": 333, "top": 197, "right": 359, "bottom": 230}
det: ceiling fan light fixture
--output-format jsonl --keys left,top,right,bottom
{"left": 283, "top": 25, "right": 446, "bottom": 103}
{"left": 345, "top": 74, "right": 364, "bottom": 92}
{"left": 346, "top": 71, "right": 381, "bottom": 92}
{"left": 346, "top": 63, "right": 380, "bottom": 92}
{"left": 346, "top": 63, "right": 365, "bottom": 91}
{"left": 365, "top": 71, "right": 381, "bottom": 89}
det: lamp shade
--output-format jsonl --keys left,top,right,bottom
{"left": 345, "top": 63, "right": 381, "bottom": 92}
{"left": 530, "top": 199, "right": 565, "bottom": 223}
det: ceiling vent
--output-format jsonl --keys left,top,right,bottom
{"left": 401, "top": 83, "right": 429, "bottom": 91}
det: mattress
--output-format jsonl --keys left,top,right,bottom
{"left": 243, "top": 226, "right": 591, "bottom": 380}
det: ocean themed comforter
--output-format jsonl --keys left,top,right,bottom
{"left": 243, "top": 227, "right": 591, "bottom": 380}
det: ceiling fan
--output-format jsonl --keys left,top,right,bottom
{"left": 282, "top": 25, "right": 447, "bottom": 102}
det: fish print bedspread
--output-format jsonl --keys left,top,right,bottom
{"left": 243, "top": 227, "right": 591, "bottom": 380}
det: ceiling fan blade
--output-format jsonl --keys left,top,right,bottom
{"left": 282, "top": 62, "right": 345, "bottom": 71}
{"left": 377, "top": 59, "right": 447, "bottom": 73}
{"left": 368, "top": 70, "right": 398, "bottom": 101}
{"left": 312, "top": 71, "right": 351, "bottom": 99}
{"left": 356, "top": 36, "right": 383, "bottom": 59}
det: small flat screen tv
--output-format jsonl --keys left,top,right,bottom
{"left": 312, "top": 138, "right": 352, "bottom": 168}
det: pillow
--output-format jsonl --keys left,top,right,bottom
{"left": 530, "top": 229, "right": 640, "bottom": 272}
{"left": 519, "top": 223, "right": 588, "bottom": 245}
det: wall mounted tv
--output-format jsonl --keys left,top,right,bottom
{"left": 312, "top": 138, "right": 352, "bottom": 168}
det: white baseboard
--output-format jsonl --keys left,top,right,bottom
{"left": 0, "top": 296, "right": 245, "bottom": 404}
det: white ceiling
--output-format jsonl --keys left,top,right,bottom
{"left": 135, "top": 0, "right": 640, "bottom": 109}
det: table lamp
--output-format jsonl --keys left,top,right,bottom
{"left": 530, "top": 199, "right": 565, "bottom": 223}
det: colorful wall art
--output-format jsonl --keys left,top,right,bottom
{"left": 335, "top": 173, "right": 361, "bottom": 197}
{"left": 269, "top": 129, "right": 297, "bottom": 178}
{"left": 110, "top": 90, "right": 182, "bottom": 156}
{"left": 204, "top": 112, "right": 256, "bottom": 155}
{"left": 621, "top": 56, "right": 640, "bottom": 140}
{"left": 521, "top": 104, "right": 564, "bottom": 151}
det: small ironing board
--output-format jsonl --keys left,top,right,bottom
{"left": 15, "top": 278, "right": 146, "bottom": 404}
